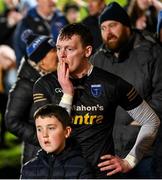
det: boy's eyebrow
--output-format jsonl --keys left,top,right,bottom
{"left": 37, "top": 124, "right": 57, "bottom": 127}
{"left": 47, "top": 124, "right": 57, "bottom": 126}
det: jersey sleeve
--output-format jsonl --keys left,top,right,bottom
{"left": 33, "top": 77, "right": 52, "bottom": 113}
{"left": 125, "top": 100, "right": 160, "bottom": 167}
{"left": 116, "top": 77, "right": 160, "bottom": 168}
{"left": 116, "top": 77, "right": 143, "bottom": 111}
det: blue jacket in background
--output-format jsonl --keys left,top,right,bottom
{"left": 13, "top": 6, "right": 68, "bottom": 66}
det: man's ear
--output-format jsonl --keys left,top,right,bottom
{"left": 65, "top": 126, "right": 72, "bottom": 138}
{"left": 85, "top": 45, "right": 93, "bottom": 58}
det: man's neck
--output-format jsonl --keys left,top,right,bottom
{"left": 71, "top": 63, "right": 93, "bottom": 79}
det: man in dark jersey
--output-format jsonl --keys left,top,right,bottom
{"left": 33, "top": 23, "right": 160, "bottom": 178}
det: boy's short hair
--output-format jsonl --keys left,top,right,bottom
{"left": 58, "top": 23, "right": 94, "bottom": 48}
{"left": 34, "top": 104, "right": 71, "bottom": 128}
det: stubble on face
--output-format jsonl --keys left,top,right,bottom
{"left": 103, "top": 26, "right": 130, "bottom": 52}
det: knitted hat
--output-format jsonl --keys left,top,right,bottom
{"left": 21, "top": 29, "right": 56, "bottom": 63}
{"left": 157, "top": 10, "right": 162, "bottom": 34}
{"left": 99, "top": 2, "right": 131, "bottom": 27}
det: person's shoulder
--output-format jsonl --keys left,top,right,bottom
{"left": 93, "top": 66, "right": 121, "bottom": 82}
{"left": 21, "top": 7, "right": 37, "bottom": 24}
{"left": 82, "top": 15, "right": 92, "bottom": 23}
{"left": 133, "top": 29, "right": 158, "bottom": 47}
{"left": 54, "top": 9, "right": 67, "bottom": 19}
{"left": 34, "top": 72, "right": 57, "bottom": 88}
{"left": 133, "top": 29, "right": 162, "bottom": 58}
{"left": 23, "top": 149, "right": 45, "bottom": 168}
{"left": 91, "top": 66, "right": 128, "bottom": 91}
{"left": 62, "top": 140, "right": 89, "bottom": 167}
{"left": 91, "top": 44, "right": 107, "bottom": 58}
{"left": 22, "top": 156, "right": 39, "bottom": 169}
{"left": 40, "top": 71, "right": 57, "bottom": 81}
{"left": 65, "top": 150, "right": 91, "bottom": 169}
{"left": 25, "top": 7, "right": 37, "bottom": 18}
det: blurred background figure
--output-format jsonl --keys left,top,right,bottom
{"left": 82, "top": 0, "right": 106, "bottom": 51}
{"left": 63, "top": 2, "right": 80, "bottom": 23}
{"left": 0, "top": 0, "right": 23, "bottom": 46}
{"left": 0, "top": 45, "right": 16, "bottom": 148}
{"left": 13, "top": 0, "right": 68, "bottom": 67}
{"left": 157, "top": 9, "right": 162, "bottom": 43}
{"left": 127, "top": 0, "right": 162, "bottom": 33}
{"left": 18, "top": 0, "right": 37, "bottom": 16}
{"left": 0, "top": 0, "right": 22, "bottom": 93}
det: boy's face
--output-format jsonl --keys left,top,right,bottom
{"left": 36, "top": 116, "right": 71, "bottom": 154}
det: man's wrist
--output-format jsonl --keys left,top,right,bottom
{"left": 124, "top": 154, "right": 138, "bottom": 168}
{"left": 61, "top": 93, "right": 73, "bottom": 105}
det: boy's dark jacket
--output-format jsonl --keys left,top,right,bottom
{"left": 20, "top": 139, "right": 94, "bottom": 179}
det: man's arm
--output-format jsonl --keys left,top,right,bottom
{"left": 98, "top": 100, "right": 160, "bottom": 175}
{"left": 57, "top": 60, "right": 74, "bottom": 114}
{"left": 98, "top": 78, "right": 160, "bottom": 176}
{"left": 125, "top": 100, "right": 160, "bottom": 167}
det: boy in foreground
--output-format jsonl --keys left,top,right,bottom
{"left": 20, "top": 104, "right": 93, "bottom": 179}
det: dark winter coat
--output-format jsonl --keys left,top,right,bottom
{"left": 5, "top": 58, "right": 41, "bottom": 163}
{"left": 20, "top": 139, "right": 94, "bottom": 179}
{"left": 90, "top": 29, "right": 162, "bottom": 158}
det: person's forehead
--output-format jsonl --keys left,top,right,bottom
{"left": 101, "top": 20, "right": 121, "bottom": 26}
{"left": 36, "top": 116, "right": 60, "bottom": 124}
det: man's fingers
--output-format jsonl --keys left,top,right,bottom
{"left": 100, "top": 154, "right": 112, "bottom": 160}
{"left": 98, "top": 154, "right": 124, "bottom": 176}
{"left": 107, "top": 168, "right": 121, "bottom": 176}
{"left": 98, "top": 160, "right": 111, "bottom": 167}
{"left": 100, "top": 164, "right": 116, "bottom": 171}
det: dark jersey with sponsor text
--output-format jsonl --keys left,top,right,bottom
{"left": 33, "top": 67, "right": 142, "bottom": 177}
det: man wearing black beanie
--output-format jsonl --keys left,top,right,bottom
{"left": 90, "top": 1, "right": 162, "bottom": 179}
{"left": 99, "top": 2, "right": 131, "bottom": 27}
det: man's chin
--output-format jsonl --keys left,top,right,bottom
{"left": 107, "top": 46, "right": 118, "bottom": 52}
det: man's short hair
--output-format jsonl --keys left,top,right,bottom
{"left": 58, "top": 23, "right": 94, "bottom": 48}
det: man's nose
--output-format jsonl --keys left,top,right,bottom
{"left": 60, "top": 49, "right": 67, "bottom": 59}
{"left": 62, "top": 49, "right": 67, "bottom": 56}
{"left": 105, "top": 27, "right": 111, "bottom": 35}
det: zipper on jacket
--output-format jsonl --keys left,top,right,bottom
{"left": 48, "top": 154, "right": 55, "bottom": 179}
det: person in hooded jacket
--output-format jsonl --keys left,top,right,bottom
{"left": 20, "top": 104, "right": 94, "bottom": 179}
{"left": 5, "top": 29, "right": 58, "bottom": 164}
